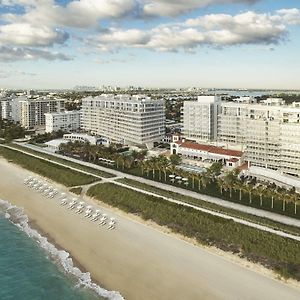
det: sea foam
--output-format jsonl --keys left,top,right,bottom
{"left": 0, "top": 199, "right": 125, "bottom": 300}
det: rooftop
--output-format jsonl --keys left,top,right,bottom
{"left": 176, "top": 141, "right": 243, "bottom": 157}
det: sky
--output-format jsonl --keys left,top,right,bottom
{"left": 0, "top": 0, "right": 299, "bottom": 90}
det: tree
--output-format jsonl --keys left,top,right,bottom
{"left": 289, "top": 193, "right": 300, "bottom": 215}
{"left": 223, "top": 171, "right": 238, "bottom": 198}
{"left": 217, "top": 178, "right": 226, "bottom": 195}
{"left": 148, "top": 157, "right": 159, "bottom": 178}
{"left": 117, "top": 155, "right": 125, "bottom": 170}
{"left": 197, "top": 173, "right": 203, "bottom": 191}
{"left": 233, "top": 180, "right": 243, "bottom": 201}
{"left": 169, "top": 154, "right": 182, "bottom": 166}
{"left": 190, "top": 172, "right": 198, "bottom": 189}
{"left": 157, "top": 155, "right": 169, "bottom": 181}
{"left": 255, "top": 185, "right": 266, "bottom": 207}
{"left": 243, "top": 183, "right": 254, "bottom": 204}
{"left": 124, "top": 156, "right": 134, "bottom": 169}
{"left": 208, "top": 161, "right": 223, "bottom": 180}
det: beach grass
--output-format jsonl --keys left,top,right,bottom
{"left": 88, "top": 183, "right": 300, "bottom": 281}
{"left": 0, "top": 147, "right": 99, "bottom": 187}
{"left": 117, "top": 178, "right": 300, "bottom": 237}
{"left": 8, "top": 143, "right": 115, "bottom": 178}
{"left": 69, "top": 187, "right": 83, "bottom": 195}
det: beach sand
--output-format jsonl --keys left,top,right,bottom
{"left": 0, "top": 157, "right": 300, "bottom": 300}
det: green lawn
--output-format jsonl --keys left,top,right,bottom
{"left": 9, "top": 143, "right": 115, "bottom": 178}
{"left": 117, "top": 178, "right": 300, "bottom": 237}
{"left": 0, "top": 147, "right": 99, "bottom": 187}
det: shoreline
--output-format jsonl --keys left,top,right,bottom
{"left": 1, "top": 157, "right": 300, "bottom": 300}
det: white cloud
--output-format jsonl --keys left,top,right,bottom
{"left": 0, "top": 23, "right": 69, "bottom": 47}
{"left": 0, "top": 46, "right": 72, "bottom": 62}
{"left": 0, "top": 69, "right": 37, "bottom": 78}
{"left": 277, "top": 8, "right": 300, "bottom": 25}
{"left": 3, "top": 0, "right": 137, "bottom": 28}
{"left": 143, "top": 0, "right": 258, "bottom": 17}
{"left": 88, "top": 10, "right": 288, "bottom": 52}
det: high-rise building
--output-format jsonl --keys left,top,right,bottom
{"left": 0, "top": 99, "right": 11, "bottom": 120}
{"left": 183, "top": 96, "right": 221, "bottom": 142}
{"left": 45, "top": 110, "right": 81, "bottom": 133}
{"left": 20, "top": 97, "right": 65, "bottom": 129}
{"left": 81, "top": 94, "right": 165, "bottom": 148}
{"left": 218, "top": 98, "right": 300, "bottom": 178}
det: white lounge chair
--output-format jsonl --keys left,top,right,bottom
{"left": 60, "top": 198, "right": 68, "bottom": 206}
{"left": 84, "top": 206, "right": 93, "bottom": 218}
{"left": 75, "top": 204, "right": 84, "bottom": 214}
{"left": 68, "top": 201, "right": 77, "bottom": 210}
{"left": 91, "top": 210, "right": 101, "bottom": 221}
{"left": 99, "top": 214, "right": 107, "bottom": 226}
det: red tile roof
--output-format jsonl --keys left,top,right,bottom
{"left": 227, "top": 158, "right": 239, "bottom": 162}
{"left": 176, "top": 141, "right": 243, "bottom": 157}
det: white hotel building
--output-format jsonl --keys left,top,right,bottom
{"left": 182, "top": 96, "right": 300, "bottom": 186}
{"left": 182, "top": 96, "right": 221, "bottom": 142}
{"left": 45, "top": 110, "right": 81, "bottom": 133}
{"left": 217, "top": 98, "right": 300, "bottom": 180}
{"left": 81, "top": 94, "right": 165, "bottom": 148}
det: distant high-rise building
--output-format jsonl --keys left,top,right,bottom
{"left": 20, "top": 97, "right": 65, "bottom": 129}
{"left": 81, "top": 94, "right": 165, "bottom": 148}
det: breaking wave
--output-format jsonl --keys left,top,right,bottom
{"left": 0, "top": 199, "right": 124, "bottom": 300}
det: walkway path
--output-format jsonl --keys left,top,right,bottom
{"left": 18, "top": 143, "right": 300, "bottom": 228}
{"left": 3, "top": 143, "right": 300, "bottom": 240}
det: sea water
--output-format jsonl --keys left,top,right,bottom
{"left": 0, "top": 200, "right": 124, "bottom": 300}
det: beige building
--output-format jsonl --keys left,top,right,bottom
{"left": 81, "top": 94, "right": 165, "bottom": 148}
{"left": 20, "top": 97, "right": 65, "bottom": 129}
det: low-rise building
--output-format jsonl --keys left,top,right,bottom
{"left": 171, "top": 140, "right": 244, "bottom": 165}
{"left": 45, "top": 110, "right": 81, "bottom": 133}
{"left": 63, "top": 133, "right": 109, "bottom": 146}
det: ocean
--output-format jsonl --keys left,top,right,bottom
{"left": 0, "top": 199, "right": 123, "bottom": 300}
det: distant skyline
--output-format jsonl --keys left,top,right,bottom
{"left": 0, "top": 0, "right": 300, "bottom": 89}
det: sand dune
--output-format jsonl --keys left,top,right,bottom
{"left": 0, "top": 157, "right": 300, "bottom": 300}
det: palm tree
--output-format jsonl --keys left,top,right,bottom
{"left": 167, "top": 164, "right": 178, "bottom": 182}
{"left": 144, "top": 160, "right": 152, "bottom": 177}
{"left": 200, "top": 173, "right": 210, "bottom": 190}
{"left": 138, "top": 160, "right": 146, "bottom": 176}
{"left": 255, "top": 185, "right": 265, "bottom": 207}
{"left": 158, "top": 156, "right": 170, "bottom": 182}
{"left": 124, "top": 156, "right": 134, "bottom": 169}
{"left": 289, "top": 193, "right": 300, "bottom": 215}
{"left": 117, "top": 155, "right": 125, "bottom": 170}
{"left": 243, "top": 183, "right": 253, "bottom": 204}
{"left": 281, "top": 192, "right": 290, "bottom": 212}
{"left": 189, "top": 172, "right": 198, "bottom": 189}
{"left": 233, "top": 180, "right": 243, "bottom": 201}
{"left": 217, "top": 178, "right": 226, "bottom": 195}
{"left": 148, "top": 157, "right": 158, "bottom": 179}
{"left": 90, "top": 145, "right": 99, "bottom": 162}
{"left": 269, "top": 189, "right": 278, "bottom": 210}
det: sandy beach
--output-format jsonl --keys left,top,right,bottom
{"left": 1, "top": 157, "right": 300, "bottom": 300}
